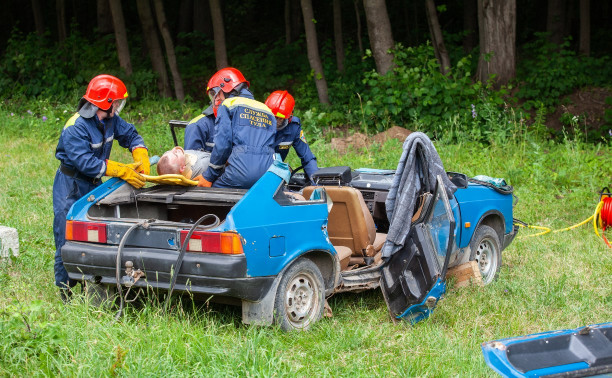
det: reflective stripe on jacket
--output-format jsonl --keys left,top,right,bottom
{"left": 184, "top": 106, "right": 216, "bottom": 152}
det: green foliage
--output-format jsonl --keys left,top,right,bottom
{"left": 357, "top": 43, "right": 513, "bottom": 141}
{"left": 231, "top": 38, "right": 311, "bottom": 98}
{"left": 0, "top": 27, "right": 609, "bottom": 147}
{"left": 516, "top": 33, "right": 612, "bottom": 110}
{"left": 0, "top": 27, "right": 165, "bottom": 102}
{"left": 1, "top": 299, "right": 66, "bottom": 370}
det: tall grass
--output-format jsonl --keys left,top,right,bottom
{"left": 0, "top": 100, "right": 610, "bottom": 376}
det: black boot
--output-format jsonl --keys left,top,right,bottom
{"left": 59, "top": 288, "right": 73, "bottom": 303}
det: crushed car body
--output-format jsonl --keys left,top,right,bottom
{"left": 63, "top": 145, "right": 517, "bottom": 330}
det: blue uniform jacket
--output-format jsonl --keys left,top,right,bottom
{"left": 55, "top": 113, "right": 146, "bottom": 178}
{"left": 184, "top": 105, "right": 215, "bottom": 152}
{"left": 274, "top": 116, "right": 318, "bottom": 180}
{"left": 203, "top": 93, "right": 276, "bottom": 189}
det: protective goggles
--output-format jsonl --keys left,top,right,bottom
{"left": 113, "top": 98, "right": 126, "bottom": 115}
{"left": 208, "top": 87, "right": 223, "bottom": 103}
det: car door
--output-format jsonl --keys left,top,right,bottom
{"left": 380, "top": 175, "right": 456, "bottom": 324}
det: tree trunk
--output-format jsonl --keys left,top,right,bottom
{"left": 300, "top": 0, "right": 329, "bottom": 104}
{"left": 476, "top": 0, "right": 516, "bottom": 88}
{"left": 56, "top": 0, "right": 67, "bottom": 42}
{"left": 463, "top": 0, "right": 478, "bottom": 53}
{"left": 291, "top": 0, "right": 302, "bottom": 42}
{"left": 354, "top": 0, "right": 363, "bottom": 55}
{"left": 333, "top": 0, "right": 345, "bottom": 73}
{"left": 136, "top": 0, "right": 172, "bottom": 97}
{"left": 285, "top": 0, "right": 291, "bottom": 44}
{"left": 579, "top": 0, "right": 590, "bottom": 56}
{"left": 97, "top": 0, "right": 114, "bottom": 34}
{"left": 412, "top": 0, "right": 419, "bottom": 46}
{"left": 109, "top": 0, "right": 132, "bottom": 76}
{"left": 154, "top": 0, "right": 185, "bottom": 100}
{"left": 31, "top": 0, "right": 45, "bottom": 36}
{"left": 177, "top": 0, "right": 193, "bottom": 35}
{"left": 363, "top": 0, "right": 394, "bottom": 75}
{"left": 209, "top": 0, "right": 228, "bottom": 69}
{"left": 193, "top": 0, "right": 210, "bottom": 35}
{"left": 284, "top": 0, "right": 302, "bottom": 45}
{"left": 547, "top": 0, "right": 567, "bottom": 45}
{"left": 425, "top": 0, "right": 451, "bottom": 75}
{"left": 193, "top": 0, "right": 204, "bottom": 33}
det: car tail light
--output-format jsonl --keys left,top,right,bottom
{"left": 179, "top": 230, "right": 243, "bottom": 254}
{"left": 65, "top": 220, "right": 107, "bottom": 243}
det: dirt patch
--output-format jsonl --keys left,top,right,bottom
{"left": 546, "top": 87, "right": 611, "bottom": 135}
{"left": 372, "top": 126, "right": 412, "bottom": 145}
{"left": 330, "top": 126, "right": 413, "bottom": 155}
{"left": 331, "top": 132, "right": 368, "bottom": 155}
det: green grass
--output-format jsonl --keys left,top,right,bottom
{"left": 0, "top": 100, "right": 611, "bottom": 376}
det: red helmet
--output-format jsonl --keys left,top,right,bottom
{"left": 83, "top": 74, "right": 128, "bottom": 111}
{"left": 265, "top": 90, "right": 295, "bottom": 119}
{"left": 206, "top": 67, "right": 250, "bottom": 95}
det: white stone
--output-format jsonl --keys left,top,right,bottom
{"left": 0, "top": 226, "right": 19, "bottom": 258}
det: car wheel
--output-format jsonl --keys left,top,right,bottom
{"left": 85, "top": 281, "right": 117, "bottom": 307}
{"left": 273, "top": 259, "right": 325, "bottom": 331}
{"left": 469, "top": 224, "right": 502, "bottom": 285}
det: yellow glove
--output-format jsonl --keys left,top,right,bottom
{"left": 106, "top": 160, "right": 146, "bottom": 188}
{"left": 132, "top": 147, "right": 150, "bottom": 175}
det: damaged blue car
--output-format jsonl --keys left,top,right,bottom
{"left": 62, "top": 137, "right": 517, "bottom": 331}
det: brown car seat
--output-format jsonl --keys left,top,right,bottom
{"left": 303, "top": 186, "right": 386, "bottom": 266}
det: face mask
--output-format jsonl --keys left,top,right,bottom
{"left": 113, "top": 99, "right": 126, "bottom": 115}
{"left": 102, "top": 99, "right": 126, "bottom": 119}
{"left": 208, "top": 87, "right": 225, "bottom": 117}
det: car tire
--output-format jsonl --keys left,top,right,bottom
{"left": 469, "top": 224, "right": 502, "bottom": 285}
{"left": 273, "top": 258, "right": 325, "bottom": 331}
{"left": 85, "top": 281, "right": 117, "bottom": 307}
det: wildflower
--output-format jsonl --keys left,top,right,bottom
{"left": 10, "top": 112, "right": 14, "bottom": 116}
{"left": 471, "top": 104, "right": 477, "bottom": 118}
{"left": 42, "top": 116, "right": 47, "bottom": 121}
{"left": 609, "top": 129, "right": 612, "bottom": 137}
{"left": 27, "top": 110, "right": 32, "bottom": 115}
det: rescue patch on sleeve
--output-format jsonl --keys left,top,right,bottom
{"left": 300, "top": 130, "right": 307, "bottom": 143}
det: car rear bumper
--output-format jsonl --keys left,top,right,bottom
{"left": 62, "top": 241, "right": 274, "bottom": 302}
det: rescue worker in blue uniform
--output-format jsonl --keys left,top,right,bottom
{"left": 197, "top": 68, "right": 276, "bottom": 189}
{"left": 265, "top": 90, "right": 318, "bottom": 183}
{"left": 53, "top": 74, "right": 149, "bottom": 300}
